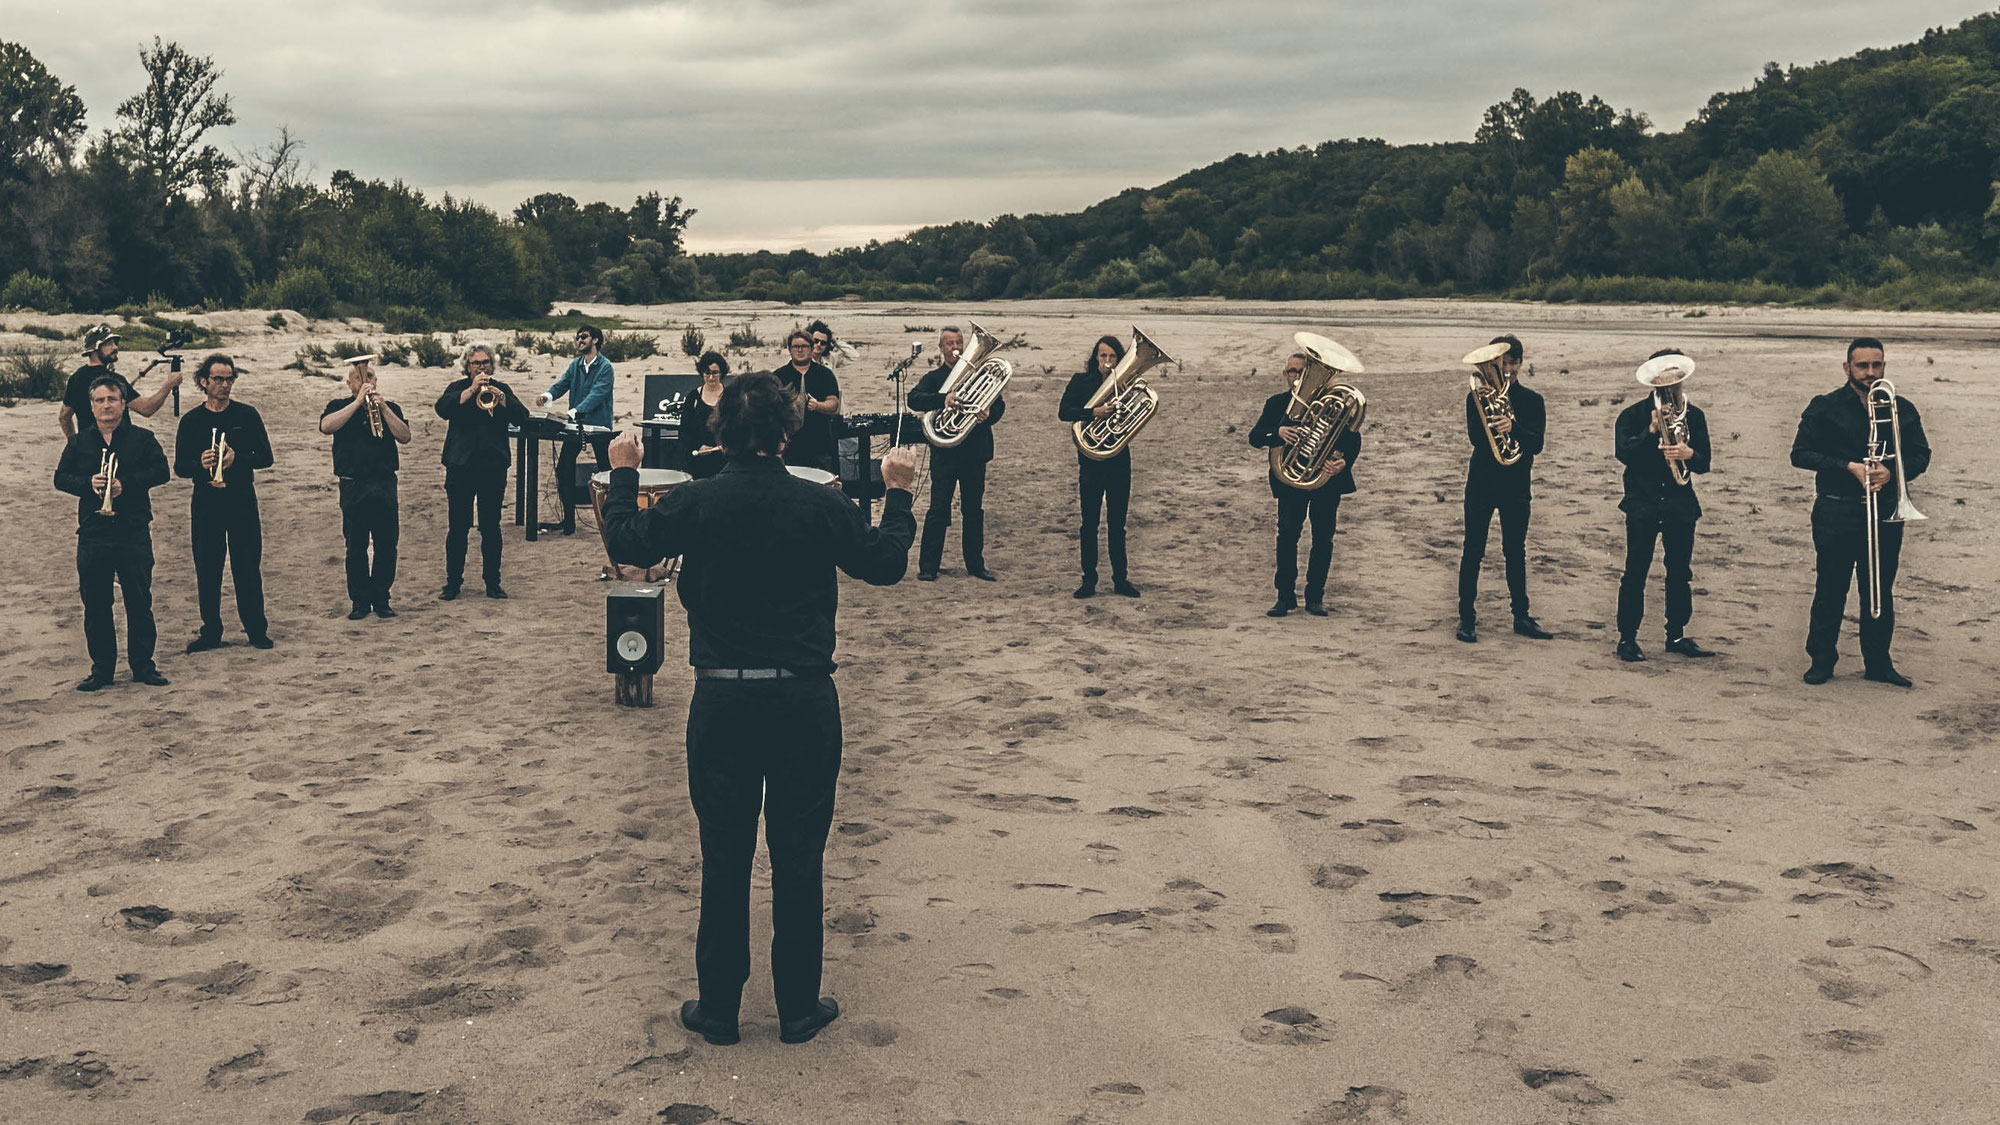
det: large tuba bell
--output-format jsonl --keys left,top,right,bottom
{"left": 1462, "top": 342, "right": 1522, "bottom": 466}
{"left": 1073, "top": 326, "right": 1175, "bottom": 460}
{"left": 921, "top": 321, "right": 1014, "bottom": 448}
{"left": 1271, "top": 332, "right": 1367, "bottom": 491}
{"left": 1635, "top": 353, "right": 1695, "bottom": 486}
{"left": 1862, "top": 377, "right": 1926, "bottom": 619}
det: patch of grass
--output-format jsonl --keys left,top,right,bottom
{"left": 409, "top": 334, "right": 453, "bottom": 368}
{"left": 0, "top": 346, "right": 72, "bottom": 399}
{"left": 680, "top": 325, "right": 704, "bottom": 357}
{"left": 21, "top": 324, "right": 67, "bottom": 341}
{"left": 287, "top": 342, "right": 330, "bottom": 372}
{"left": 265, "top": 312, "right": 288, "bottom": 329}
{"left": 600, "top": 331, "right": 658, "bottom": 363}
{"left": 378, "top": 341, "right": 411, "bottom": 366}
{"left": 726, "top": 325, "right": 763, "bottom": 350}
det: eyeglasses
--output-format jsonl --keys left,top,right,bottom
{"left": 468, "top": 360, "right": 495, "bottom": 368}
{"left": 207, "top": 375, "right": 238, "bottom": 383}
{"left": 789, "top": 342, "right": 812, "bottom": 350}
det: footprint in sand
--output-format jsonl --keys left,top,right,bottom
{"left": 1781, "top": 861, "right": 1896, "bottom": 906}
{"left": 1300, "top": 1085, "right": 1408, "bottom": 1123}
{"left": 1805, "top": 1028, "right": 1888, "bottom": 1052}
{"left": 1251, "top": 922, "right": 1297, "bottom": 954}
{"left": 1310, "top": 864, "right": 1369, "bottom": 891}
{"left": 1797, "top": 944, "right": 1931, "bottom": 1005}
{"left": 1676, "top": 1055, "right": 1779, "bottom": 1089}
{"left": 1519, "top": 1068, "right": 1614, "bottom": 1106}
{"left": 849, "top": 1019, "right": 900, "bottom": 1047}
{"left": 1239, "top": 1007, "right": 1334, "bottom": 1046}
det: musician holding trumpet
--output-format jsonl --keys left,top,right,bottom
{"left": 54, "top": 375, "right": 173, "bottom": 690}
{"left": 322, "top": 356, "right": 412, "bottom": 620}
{"left": 1613, "top": 349, "right": 1715, "bottom": 663}
{"left": 436, "top": 344, "right": 531, "bottom": 600}
{"left": 1790, "top": 338, "right": 1931, "bottom": 687}
{"left": 175, "top": 354, "right": 275, "bottom": 653}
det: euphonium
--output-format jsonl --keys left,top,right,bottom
{"left": 1635, "top": 353, "right": 1695, "bottom": 486}
{"left": 1862, "top": 377, "right": 1926, "bottom": 619}
{"left": 1272, "top": 332, "right": 1367, "bottom": 491}
{"left": 209, "top": 428, "right": 229, "bottom": 488}
{"left": 1461, "top": 343, "right": 1522, "bottom": 466}
{"left": 920, "top": 321, "right": 1013, "bottom": 448}
{"left": 97, "top": 449, "right": 118, "bottom": 517}
{"left": 475, "top": 383, "right": 503, "bottom": 416}
{"left": 1073, "top": 326, "right": 1175, "bottom": 460}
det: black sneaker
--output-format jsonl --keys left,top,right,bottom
{"left": 1455, "top": 621, "right": 1478, "bottom": 644}
{"left": 76, "top": 672, "right": 114, "bottom": 692}
{"left": 440, "top": 583, "right": 461, "bottom": 601}
{"left": 347, "top": 604, "right": 371, "bottom": 621}
{"left": 1616, "top": 638, "right": 1646, "bottom": 663}
{"left": 185, "top": 634, "right": 223, "bottom": 654}
{"left": 374, "top": 604, "right": 398, "bottom": 619}
{"left": 966, "top": 569, "right": 997, "bottom": 582}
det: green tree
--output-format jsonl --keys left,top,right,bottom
{"left": 113, "top": 38, "right": 237, "bottom": 197}
{"left": 1738, "top": 151, "right": 1844, "bottom": 284}
{"left": 1550, "top": 147, "right": 1632, "bottom": 275}
{"left": 1609, "top": 177, "right": 1686, "bottom": 276}
{"left": 0, "top": 41, "right": 86, "bottom": 178}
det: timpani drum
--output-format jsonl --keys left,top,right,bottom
{"left": 589, "top": 468, "right": 690, "bottom": 581}
{"left": 787, "top": 465, "right": 841, "bottom": 491}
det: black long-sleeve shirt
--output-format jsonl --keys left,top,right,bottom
{"left": 772, "top": 362, "right": 841, "bottom": 469}
{"left": 1058, "top": 369, "right": 1129, "bottom": 465}
{"left": 682, "top": 393, "right": 725, "bottom": 479}
{"left": 1249, "top": 390, "right": 1362, "bottom": 497}
{"left": 1790, "top": 380, "right": 1931, "bottom": 510}
{"left": 1465, "top": 381, "right": 1545, "bottom": 492}
{"left": 55, "top": 419, "right": 171, "bottom": 538}
{"left": 323, "top": 398, "right": 407, "bottom": 479}
{"left": 600, "top": 455, "right": 916, "bottom": 675}
{"left": 907, "top": 361, "right": 1007, "bottom": 466}
{"left": 1615, "top": 398, "right": 1711, "bottom": 519}
{"left": 175, "top": 402, "right": 274, "bottom": 492}
{"left": 436, "top": 377, "right": 531, "bottom": 468}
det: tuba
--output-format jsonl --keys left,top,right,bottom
{"left": 208, "top": 428, "right": 229, "bottom": 488}
{"left": 1635, "top": 353, "right": 1695, "bottom": 486}
{"left": 1862, "top": 377, "right": 1926, "bottom": 619}
{"left": 920, "top": 321, "right": 1013, "bottom": 448}
{"left": 97, "top": 449, "right": 118, "bottom": 517}
{"left": 1271, "top": 333, "right": 1367, "bottom": 491}
{"left": 1073, "top": 326, "right": 1175, "bottom": 460}
{"left": 1462, "top": 343, "right": 1522, "bottom": 466}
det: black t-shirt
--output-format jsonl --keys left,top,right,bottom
{"left": 773, "top": 362, "right": 840, "bottom": 467}
{"left": 63, "top": 364, "right": 137, "bottom": 415}
{"left": 323, "top": 397, "right": 407, "bottom": 479}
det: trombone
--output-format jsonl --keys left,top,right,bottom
{"left": 1863, "top": 378, "right": 1926, "bottom": 619}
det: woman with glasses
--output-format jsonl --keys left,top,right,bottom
{"left": 773, "top": 329, "right": 842, "bottom": 474}
{"left": 685, "top": 351, "right": 731, "bottom": 480}
{"left": 174, "top": 353, "right": 276, "bottom": 651}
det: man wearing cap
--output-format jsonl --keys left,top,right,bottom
{"left": 1613, "top": 349, "right": 1715, "bottom": 663}
{"left": 535, "top": 324, "right": 615, "bottom": 536}
{"left": 175, "top": 353, "right": 275, "bottom": 652}
{"left": 321, "top": 356, "right": 412, "bottom": 619}
{"left": 57, "top": 326, "right": 182, "bottom": 439}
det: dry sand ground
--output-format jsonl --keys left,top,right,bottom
{"left": 0, "top": 298, "right": 1996, "bottom": 1124}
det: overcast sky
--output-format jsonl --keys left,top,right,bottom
{"left": 8, "top": 1, "right": 1990, "bottom": 251}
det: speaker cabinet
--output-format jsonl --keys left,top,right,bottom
{"left": 606, "top": 584, "right": 667, "bottom": 676}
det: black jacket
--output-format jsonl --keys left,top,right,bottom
{"left": 907, "top": 361, "right": 1007, "bottom": 466}
{"left": 1615, "top": 397, "right": 1710, "bottom": 520}
{"left": 55, "top": 419, "right": 171, "bottom": 538}
{"left": 1465, "top": 381, "right": 1545, "bottom": 492}
{"left": 1058, "top": 369, "right": 1129, "bottom": 465}
{"left": 436, "top": 377, "right": 531, "bottom": 469}
{"left": 600, "top": 455, "right": 915, "bottom": 675}
{"left": 175, "top": 401, "right": 274, "bottom": 493}
{"left": 1790, "top": 380, "right": 1931, "bottom": 510}
{"left": 1249, "top": 390, "right": 1361, "bottom": 497}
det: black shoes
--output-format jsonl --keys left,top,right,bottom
{"left": 967, "top": 569, "right": 997, "bottom": 582}
{"left": 185, "top": 634, "right": 223, "bottom": 654}
{"left": 1112, "top": 579, "right": 1141, "bottom": 598}
{"left": 1304, "top": 600, "right": 1327, "bottom": 617}
{"left": 134, "top": 669, "right": 170, "bottom": 686}
{"left": 917, "top": 571, "right": 939, "bottom": 582}
{"left": 779, "top": 998, "right": 840, "bottom": 1045}
{"left": 1074, "top": 581, "right": 1096, "bottom": 599}
{"left": 678, "top": 1000, "right": 739, "bottom": 1046}
{"left": 249, "top": 635, "right": 274, "bottom": 650}
{"left": 374, "top": 604, "right": 398, "bottom": 619}
{"left": 440, "top": 582, "right": 461, "bottom": 601}
{"left": 1266, "top": 598, "right": 1294, "bottom": 618}
{"left": 1617, "top": 638, "right": 1646, "bottom": 663}
{"left": 1455, "top": 621, "right": 1478, "bottom": 644}
{"left": 1665, "top": 636, "right": 1716, "bottom": 658}
{"left": 1802, "top": 664, "right": 1834, "bottom": 685}
{"left": 484, "top": 582, "right": 508, "bottom": 599}
{"left": 347, "top": 604, "right": 371, "bottom": 621}
{"left": 76, "top": 672, "right": 114, "bottom": 692}
{"left": 1513, "top": 616, "right": 1553, "bottom": 639}
{"left": 1864, "top": 667, "right": 1913, "bottom": 688}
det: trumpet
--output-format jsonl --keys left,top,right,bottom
{"left": 475, "top": 383, "right": 503, "bottom": 416}
{"left": 1863, "top": 377, "right": 1926, "bottom": 619}
{"left": 1073, "top": 326, "right": 1175, "bottom": 460}
{"left": 364, "top": 385, "right": 385, "bottom": 438}
{"left": 1272, "top": 332, "right": 1367, "bottom": 491}
{"left": 920, "top": 321, "right": 1013, "bottom": 448}
{"left": 209, "top": 428, "right": 229, "bottom": 488}
{"left": 1462, "top": 343, "right": 1522, "bottom": 466}
{"left": 97, "top": 449, "right": 118, "bottom": 517}
{"left": 1635, "top": 353, "right": 1695, "bottom": 486}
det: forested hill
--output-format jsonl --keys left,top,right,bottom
{"left": 698, "top": 12, "right": 2000, "bottom": 309}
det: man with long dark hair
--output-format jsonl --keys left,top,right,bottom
{"left": 1058, "top": 334, "right": 1140, "bottom": 598}
{"left": 602, "top": 372, "right": 918, "bottom": 1046}
{"left": 175, "top": 354, "right": 275, "bottom": 652}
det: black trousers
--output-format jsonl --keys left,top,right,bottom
{"left": 1459, "top": 485, "right": 1531, "bottom": 622}
{"left": 1078, "top": 456, "right": 1131, "bottom": 582}
{"left": 340, "top": 477, "right": 400, "bottom": 608}
{"left": 685, "top": 676, "right": 843, "bottom": 1023}
{"left": 920, "top": 458, "right": 987, "bottom": 574}
{"left": 78, "top": 535, "right": 156, "bottom": 677}
{"left": 444, "top": 463, "right": 507, "bottom": 585}
{"left": 554, "top": 432, "right": 612, "bottom": 529}
{"left": 1807, "top": 501, "right": 1904, "bottom": 672}
{"left": 1617, "top": 510, "right": 1697, "bottom": 639}
{"left": 191, "top": 491, "right": 267, "bottom": 639}
{"left": 1274, "top": 488, "right": 1340, "bottom": 602}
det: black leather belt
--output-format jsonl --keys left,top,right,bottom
{"left": 695, "top": 668, "right": 798, "bottom": 680}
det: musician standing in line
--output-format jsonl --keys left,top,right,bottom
{"left": 1058, "top": 335, "right": 1140, "bottom": 599}
{"left": 57, "top": 326, "right": 181, "bottom": 439}
{"left": 1456, "top": 335, "right": 1550, "bottom": 643}
{"left": 773, "top": 329, "right": 841, "bottom": 474}
{"left": 1613, "top": 349, "right": 1715, "bottom": 663}
{"left": 321, "top": 356, "right": 412, "bottom": 620}
{"left": 1249, "top": 351, "right": 1360, "bottom": 617}
{"left": 1790, "top": 337, "right": 1932, "bottom": 687}
{"left": 175, "top": 354, "right": 275, "bottom": 653}
{"left": 536, "top": 324, "right": 615, "bottom": 535}
{"left": 435, "top": 344, "right": 531, "bottom": 600}
{"left": 54, "top": 376, "right": 172, "bottom": 690}
{"left": 908, "top": 325, "right": 1004, "bottom": 582}
{"left": 601, "top": 372, "right": 918, "bottom": 1047}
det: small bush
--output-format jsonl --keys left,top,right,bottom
{"left": 680, "top": 325, "right": 704, "bottom": 357}
{"left": 1, "top": 271, "right": 70, "bottom": 313}
{"left": 0, "top": 346, "right": 72, "bottom": 399}
{"left": 727, "top": 325, "right": 762, "bottom": 350}
{"left": 600, "top": 331, "right": 659, "bottom": 363}
{"left": 287, "top": 342, "right": 331, "bottom": 371}
{"left": 380, "top": 305, "right": 433, "bottom": 334}
{"left": 271, "top": 266, "right": 336, "bottom": 318}
{"left": 22, "top": 324, "right": 67, "bottom": 340}
{"left": 902, "top": 324, "right": 933, "bottom": 333}
{"left": 409, "top": 334, "right": 453, "bottom": 368}
{"left": 378, "top": 341, "right": 412, "bottom": 366}
{"left": 265, "top": 312, "right": 287, "bottom": 330}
